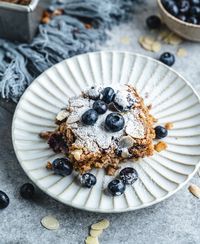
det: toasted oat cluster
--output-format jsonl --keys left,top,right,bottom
{"left": 40, "top": 85, "right": 156, "bottom": 175}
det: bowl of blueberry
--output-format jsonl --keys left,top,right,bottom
{"left": 157, "top": 0, "right": 200, "bottom": 41}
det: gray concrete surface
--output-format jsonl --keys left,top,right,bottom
{"left": 1, "top": 0, "right": 200, "bottom": 243}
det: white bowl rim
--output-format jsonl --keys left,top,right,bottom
{"left": 11, "top": 50, "right": 200, "bottom": 213}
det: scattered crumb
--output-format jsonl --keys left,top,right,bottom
{"left": 188, "top": 184, "right": 200, "bottom": 198}
{"left": 85, "top": 236, "right": 99, "bottom": 244}
{"left": 154, "top": 141, "right": 167, "bottom": 152}
{"left": 91, "top": 219, "right": 110, "bottom": 230}
{"left": 41, "top": 216, "right": 60, "bottom": 230}
{"left": 177, "top": 48, "right": 187, "bottom": 57}
{"left": 90, "top": 229, "right": 103, "bottom": 237}
{"left": 120, "top": 36, "right": 131, "bottom": 45}
{"left": 85, "top": 23, "right": 92, "bottom": 29}
{"left": 165, "top": 122, "right": 173, "bottom": 130}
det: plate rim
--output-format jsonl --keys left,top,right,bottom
{"left": 12, "top": 50, "right": 200, "bottom": 213}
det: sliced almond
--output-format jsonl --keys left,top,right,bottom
{"left": 56, "top": 110, "right": 69, "bottom": 121}
{"left": 177, "top": 48, "right": 187, "bottom": 57}
{"left": 85, "top": 236, "right": 99, "bottom": 244}
{"left": 91, "top": 219, "right": 110, "bottom": 230}
{"left": 165, "top": 122, "right": 173, "bottom": 130}
{"left": 143, "top": 36, "right": 155, "bottom": 45}
{"left": 71, "top": 149, "right": 83, "bottom": 161}
{"left": 188, "top": 184, "right": 200, "bottom": 198}
{"left": 41, "top": 216, "right": 59, "bottom": 230}
{"left": 139, "top": 36, "right": 152, "bottom": 51}
{"left": 90, "top": 229, "right": 103, "bottom": 237}
{"left": 151, "top": 41, "right": 161, "bottom": 52}
{"left": 154, "top": 141, "right": 167, "bottom": 152}
{"left": 168, "top": 33, "right": 183, "bottom": 45}
{"left": 119, "top": 136, "right": 135, "bottom": 148}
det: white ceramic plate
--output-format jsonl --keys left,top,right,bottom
{"left": 12, "top": 51, "right": 200, "bottom": 213}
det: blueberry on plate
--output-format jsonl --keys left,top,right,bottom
{"left": 146, "top": 15, "right": 162, "bottom": 29}
{"left": 178, "top": 0, "right": 190, "bottom": 13}
{"left": 119, "top": 167, "right": 139, "bottom": 185}
{"left": 93, "top": 100, "right": 108, "bottom": 114}
{"left": 80, "top": 173, "right": 97, "bottom": 188}
{"left": 162, "top": 0, "right": 179, "bottom": 16}
{"left": 101, "top": 87, "right": 115, "bottom": 104}
{"left": 155, "top": 126, "right": 168, "bottom": 139}
{"left": 0, "top": 191, "right": 9, "bottom": 209}
{"left": 52, "top": 158, "right": 73, "bottom": 176}
{"left": 108, "top": 179, "right": 126, "bottom": 196}
{"left": 20, "top": 183, "right": 35, "bottom": 199}
{"left": 187, "top": 15, "right": 199, "bottom": 24}
{"left": 159, "top": 52, "right": 175, "bottom": 66}
{"left": 82, "top": 109, "right": 98, "bottom": 125}
{"left": 105, "top": 113, "right": 125, "bottom": 132}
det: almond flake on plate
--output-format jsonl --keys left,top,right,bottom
{"left": 41, "top": 216, "right": 60, "bottom": 230}
{"left": 90, "top": 229, "right": 103, "bottom": 237}
{"left": 154, "top": 141, "right": 167, "bottom": 152}
{"left": 56, "top": 110, "right": 69, "bottom": 121}
{"left": 85, "top": 236, "right": 99, "bottom": 244}
{"left": 188, "top": 184, "right": 200, "bottom": 198}
{"left": 91, "top": 219, "right": 110, "bottom": 230}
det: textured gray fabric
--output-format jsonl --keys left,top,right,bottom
{"left": 0, "top": 0, "right": 141, "bottom": 102}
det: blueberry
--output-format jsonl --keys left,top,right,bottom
{"left": 178, "top": 0, "right": 190, "bottom": 13}
{"left": 113, "top": 91, "right": 135, "bottom": 112}
{"left": 0, "top": 191, "right": 9, "bottom": 209}
{"left": 190, "top": 0, "right": 200, "bottom": 5}
{"left": 187, "top": 15, "right": 199, "bottom": 23}
{"left": 52, "top": 158, "right": 73, "bottom": 176}
{"left": 177, "top": 14, "right": 187, "bottom": 21}
{"left": 146, "top": 15, "right": 162, "bottom": 29}
{"left": 189, "top": 5, "right": 200, "bottom": 15}
{"left": 82, "top": 109, "right": 98, "bottom": 125}
{"left": 162, "top": 0, "right": 179, "bottom": 16}
{"left": 80, "top": 173, "right": 96, "bottom": 188}
{"left": 119, "top": 167, "right": 138, "bottom": 185}
{"left": 155, "top": 126, "right": 168, "bottom": 139}
{"left": 101, "top": 87, "right": 115, "bottom": 104}
{"left": 105, "top": 113, "right": 125, "bottom": 132}
{"left": 108, "top": 179, "right": 126, "bottom": 196}
{"left": 159, "top": 52, "right": 175, "bottom": 66}
{"left": 93, "top": 100, "right": 107, "bottom": 114}
{"left": 20, "top": 183, "right": 35, "bottom": 199}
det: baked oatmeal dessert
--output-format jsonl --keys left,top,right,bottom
{"left": 40, "top": 85, "right": 157, "bottom": 176}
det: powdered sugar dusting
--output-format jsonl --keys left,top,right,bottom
{"left": 62, "top": 85, "right": 145, "bottom": 152}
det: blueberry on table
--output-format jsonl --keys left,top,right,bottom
{"left": 146, "top": 15, "right": 161, "bottom": 29}
{"left": 82, "top": 109, "right": 98, "bottom": 125}
{"left": 101, "top": 87, "right": 115, "bottom": 104}
{"left": 155, "top": 126, "right": 168, "bottom": 139}
{"left": 52, "top": 158, "right": 73, "bottom": 176}
{"left": 105, "top": 113, "right": 125, "bottom": 132}
{"left": 178, "top": 0, "right": 190, "bottom": 14}
{"left": 20, "top": 183, "right": 35, "bottom": 199}
{"left": 108, "top": 179, "right": 126, "bottom": 196}
{"left": 119, "top": 167, "right": 138, "bottom": 185}
{"left": 159, "top": 52, "right": 175, "bottom": 66}
{"left": 93, "top": 100, "right": 108, "bottom": 114}
{"left": 162, "top": 0, "right": 179, "bottom": 16}
{"left": 0, "top": 191, "right": 9, "bottom": 209}
{"left": 80, "top": 173, "right": 97, "bottom": 188}
{"left": 187, "top": 15, "right": 199, "bottom": 24}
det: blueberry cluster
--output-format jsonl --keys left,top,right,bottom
{"left": 162, "top": 0, "right": 200, "bottom": 25}
{"left": 108, "top": 167, "right": 138, "bottom": 196}
{"left": 82, "top": 87, "right": 134, "bottom": 133}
